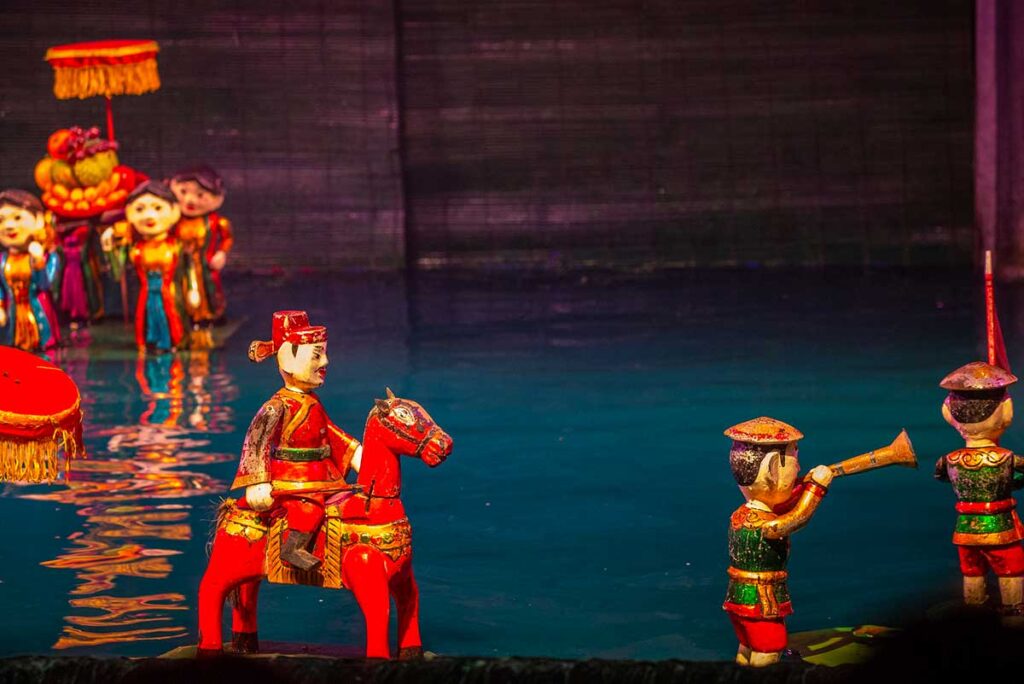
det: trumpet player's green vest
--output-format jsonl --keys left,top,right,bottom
{"left": 723, "top": 503, "right": 792, "bottom": 618}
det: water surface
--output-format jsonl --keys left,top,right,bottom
{"left": 0, "top": 268, "right": 1010, "bottom": 659}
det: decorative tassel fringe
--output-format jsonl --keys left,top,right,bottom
{"left": 52, "top": 59, "right": 160, "bottom": 100}
{"left": 0, "top": 429, "right": 81, "bottom": 483}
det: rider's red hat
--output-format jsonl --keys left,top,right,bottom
{"left": 248, "top": 310, "right": 327, "bottom": 363}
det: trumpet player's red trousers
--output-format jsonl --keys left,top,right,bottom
{"left": 728, "top": 614, "right": 787, "bottom": 653}
{"left": 958, "top": 543, "right": 1024, "bottom": 577}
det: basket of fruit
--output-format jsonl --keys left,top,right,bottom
{"left": 35, "top": 126, "right": 143, "bottom": 219}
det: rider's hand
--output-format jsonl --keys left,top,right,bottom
{"left": 187, "top": 288, "right": 201, "bottom": 309}
{"left": 210, "top": 250, "right": 227, "bottom": 271}
{"left": 27, "top": 241, "right": 44, "bottom": 260}
{"left": 808, "top": 465, "right": 834, "bottom": 488}
{"left": 246, "top": 482, "right": 274, "bottom": 511}
{"left": 0, "top": 307, "right": 7, "bottom": 327}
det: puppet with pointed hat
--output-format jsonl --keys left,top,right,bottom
{"left": 935, "top": 362, "right": 1024, "bottom": 615}
{"left": 234, "top": 310, "right": 361, "bottom": 570}
{"left": 723, "top": 416, "right": 916, "bottom": 665}
{"left": 722, "top": 417, "right": 833, "bottom": 667}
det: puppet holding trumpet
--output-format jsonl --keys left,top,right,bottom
{"left": 722, "top": 417, "right": 917, "bottom": 667}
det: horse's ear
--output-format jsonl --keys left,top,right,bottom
{"left": 375, "top": 398, "right": 390, "bottom": 414}
{"left": 386, "top": 387, "right": 396, "bottom": 399}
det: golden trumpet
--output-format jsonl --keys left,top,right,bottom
{"left": 829, "top": 429, "right": 917, "bottom": 477}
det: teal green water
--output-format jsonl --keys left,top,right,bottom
{"left": 0, "top": 269, "right": 1010, "bottom": 658}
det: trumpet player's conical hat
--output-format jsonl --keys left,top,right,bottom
{"left": 724, "top": 417, "right": 803, "bottom": 445}
{"left": 940, "top": 361, "right": 1017, "bottom": 391}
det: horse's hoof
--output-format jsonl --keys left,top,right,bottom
{"left": 195, "top": 647, "right": 224, "bottom": 659}
{"left": 398, "top": 646, "right": 424, "bottom": 660}
{"left": 231, "top": 631, "right": 260, "bottom": 654}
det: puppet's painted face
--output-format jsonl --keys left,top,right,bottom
{"left": 0, "top": 204, "right": 43, "bottom": 250}
{"left": 126, "top": 193, "right": 181, "bottom": 239}
{"left": 170, "top": 179, "right": 224, "bottom": 218}
{"left": 277, "top": 342, "right": 328, "bottom": 391}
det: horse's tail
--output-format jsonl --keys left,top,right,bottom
{"left": 206, "top": 497, "right": 237, "bottom": 556}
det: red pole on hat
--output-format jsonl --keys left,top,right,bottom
{"left": 985, "top": 250, "right": 1011, "bottom": 371}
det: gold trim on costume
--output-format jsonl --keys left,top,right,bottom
{"left": 0, "top": 397, "right": 81, "bottom": 431}
{"left": 278, "top": 390, "right": 316, "bottom": 444}
{"left": 953, "top": 529, "right": 1022, "bottom": 546}
{"left": 271, "top": 479, "right": 350, "bottom": 493}
{"left": 230, "top": 474, "right": 268, "bottom": 489}
{"left": 947, "top": 448, "right": 1012, "bottom": 469}
{"left": 727, "top": 567, "right": 788, "bottom": 583}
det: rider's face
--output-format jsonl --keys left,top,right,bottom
{"left": 278, "top": 342, "right": 328, "bottom": 391}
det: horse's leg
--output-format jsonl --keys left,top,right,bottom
{"left": 197, "top": 532, "right": 265, "bottom": 654}
{"left": 230, "top": 579, "right": 262, "bottom": 653}
{"left": 343, "top": 548, "right": 392, "bottom": 659}
{"left": 390, "top": 560, "right": 423, "bottom": 659}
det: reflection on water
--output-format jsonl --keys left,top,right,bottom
{"left": 18, "top": 349, "right": 236, "bottom": 650}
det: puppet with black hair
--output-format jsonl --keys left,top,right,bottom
{"left": 0, "top": 189, "right": 61, "bottom": 351}
{"left": 936, "top": 361, "right": 1024, "bottom": 616}
{"left": 125, "top": 181, "right": 190, "bottom": 352}
{"left": 170, "top": 165, "right": 233, "bottom": 348}
{"left": 722, "top": 417, "right": 834, "bottom": 667}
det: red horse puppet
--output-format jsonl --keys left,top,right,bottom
{"left": 197, "top": 311, "right": 453, "bottom": 659}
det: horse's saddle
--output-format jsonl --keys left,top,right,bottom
{"left": 219, "top": 498, "right": 412, "bottom": 590}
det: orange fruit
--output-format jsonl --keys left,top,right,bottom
{"left": 75, "top": 200, "right": 90, "bottom": 211}
{"left": 62, "top": 200, "right": 75, "bottom": 212}
{"left": 34, "top": 158, "right": 53, "bottom": 190}
{"left": 70, "top": 188, "right": 84, "bottom": 202}
{"left": 52, "top": 184, "right": 69, "bottom": 200}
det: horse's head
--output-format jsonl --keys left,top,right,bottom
{"left": 367, "top": 388, "right": 453, "bottom": 467}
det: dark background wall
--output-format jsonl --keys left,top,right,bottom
{"left": 400, "top": 0, "right": 975, "bottom": 269}
{"left": 0, "top": 0, "right": 404, "bottom": 270}
{"left": 0, "top": 1, "right": 974, "bottom": 270}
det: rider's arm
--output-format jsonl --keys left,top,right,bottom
{"left": 327, "top": 421, "right": 361, "bottom": 477}
{"left": 232, "top": 396, "right": 285, "bottom": 489}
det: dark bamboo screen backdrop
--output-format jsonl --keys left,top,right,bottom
{"left": 0, "top": 0, "right": 973, "bottom": 270}
{"left": 0, "top": 0, "right": 405, "bottom": 270}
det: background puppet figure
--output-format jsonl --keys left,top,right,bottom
{"left": 56, "top": 220, "right": 95, "bottom": 332}
{"left": 0, "top": 190, "right": 61, "bottom": 351}
{"left": 723, "top": 417, "right": 833, "bottom": 667}
{"left": 170, "top": 166, "right": 233, "bottom": 349}
{"left": 235, "top": 310, "right": 360, "bottom": 571}
{"left": 936, "top": 361, "right": 1024, "bottom": 617}
{"left": 125, "top": 181, "right": 191, "bottom": 352}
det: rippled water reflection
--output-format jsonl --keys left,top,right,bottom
{"left": 16, "top": 349, "right": 235, "bottom": 650}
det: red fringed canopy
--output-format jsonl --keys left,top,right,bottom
{"left": 0, "top": 347, "right": 84, "bottom": 483}
{"left": 44, "top": 39, "right": 160, "bottom": 100}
